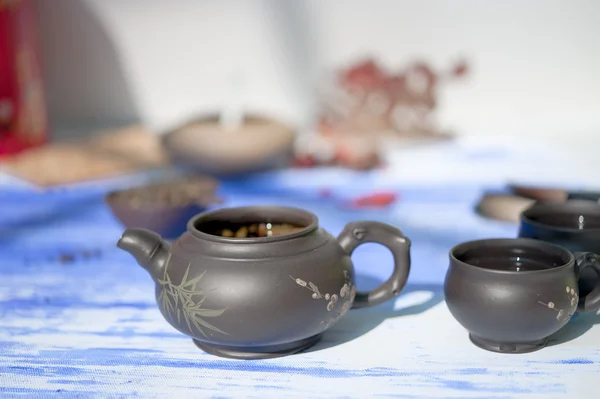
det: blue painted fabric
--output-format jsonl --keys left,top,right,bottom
{"left": 0, "top": 166, "right": 598, "bottom": 398}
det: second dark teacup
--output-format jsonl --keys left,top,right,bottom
{"left": 519, "top": 200, "right": 600, "bottom": 305}
{"left": 445, "top": 238, "right": 600, "bottom": 354}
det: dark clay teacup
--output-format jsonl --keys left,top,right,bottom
{"left": 519, "top": 200, "right": 600, "bottom": 304}
{"left": 444, "top": 238, "right": 600, "bottom": 354}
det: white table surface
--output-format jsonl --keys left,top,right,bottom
{"left": 0, "top": 136, "right": 598, "bottom": 398}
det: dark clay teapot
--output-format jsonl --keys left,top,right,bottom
{"left": 117, "top": 206, "right": 412, "bottom": 359}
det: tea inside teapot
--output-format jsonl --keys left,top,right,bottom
{"left": 200, "top": 221, "right": 306, "bottom": 238}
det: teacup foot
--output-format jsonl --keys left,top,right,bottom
{"left": 193, "top": 333, "right": 323, "bottom": 360}
{"left": 469, "top": 334, "right": 548, "bottom": 354}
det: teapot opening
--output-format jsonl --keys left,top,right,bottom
{"left": 188, "top": 206, "right": 318, "bottom": 242}
{"left": 202, "top": 221, "right": 306, "bottom": 238}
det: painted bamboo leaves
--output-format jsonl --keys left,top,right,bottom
{"left": 157, "top": 257, "right": 228, "bottom": 337}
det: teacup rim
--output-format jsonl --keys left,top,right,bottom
{"left": 187, "top": 205, "right": 319, "bottom": 243}
{"left": 520, "top": 200, "right": 600, "bottom": 233}
{"left": 449, "top": 237, "right": 574, "bottom": 275}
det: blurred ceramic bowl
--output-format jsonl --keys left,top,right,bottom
{"left": 161, "top": 113, "right": 296, "bottom": 176}
{"left": 476, "top": 193, "right": 536, "bottom": 223}
{"left": 105, "top": 176, "right": 221, "bottom": 239}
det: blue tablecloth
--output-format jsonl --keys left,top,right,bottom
{"left": 0, "top": 162, "right": 598, "bottom": 398}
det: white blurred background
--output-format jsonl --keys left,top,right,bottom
{"left": 36, "top": 0, "right": 600, "bottom": 139}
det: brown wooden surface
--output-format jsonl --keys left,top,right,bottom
{"left": 0, "top": 125, "right": 170, "bottom": 187}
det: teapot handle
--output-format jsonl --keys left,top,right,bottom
{"left": 337, "top": 221, "right": 411, "bottom": 309}
{"left": 574, "top": 252, "right": 600, "bottom": 313}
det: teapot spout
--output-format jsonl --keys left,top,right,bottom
{"left": 117, "top": 228, "right": 170, "bottom": 279}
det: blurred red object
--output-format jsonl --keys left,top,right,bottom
{"left": 294, "top": 57, "right": 469, "bottom": 170}
{"left": 452, "top": 60, "right": 469, "bottom": 77}
{"left": 0, "top": 0, "right": 47, "bottom": 157}
{"left": 341, "top": 59, "right": 387, "bottom": 91}
{"left": 348, "top": 192, "right": 398, "bottom": 208}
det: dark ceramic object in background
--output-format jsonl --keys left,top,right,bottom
{"left": 519, "top": 200, "right": 600, "bottom": 304}
{"left": 475, "top": 193, "right": 535, "bottom": 223}
{"left": 510, "top": 184, "right": 600, "bottom": 203}
{"left": 106, "top": 176, "right": 221, "bottom": 239}
{"left": 116, "top": 206, "right": 412, "bottom": 359}
{"left": 445, "top": 238, "right": 600, "bottom": 354}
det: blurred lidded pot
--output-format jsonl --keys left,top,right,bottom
{"left": 116, "top": 205, "right": 412, "bottom": 359}
{"left": 162, "top": 113, "right": 296, "bottom": 176}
